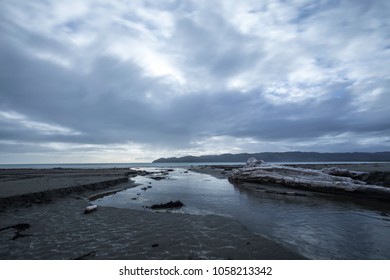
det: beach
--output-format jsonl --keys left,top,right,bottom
{"left": 0, "top": 167, "right": 303, "bottom": 260}
{"left": 2, "top": 163, "right": 389, "bottom": 260}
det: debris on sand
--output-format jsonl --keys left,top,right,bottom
{"left": 84, "top": 205, "right": 98, "bottom": 214}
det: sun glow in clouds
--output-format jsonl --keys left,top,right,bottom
{"left": 0, "top": 0, "right": 389, "bottom": 163}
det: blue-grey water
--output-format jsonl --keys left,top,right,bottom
{"left": 0, "top": 162, "right": 244, "bottom": 169}
{"left": 0, "top": 161, "right": 383, "bottom": 169}
{"left": 94, "top": 168, "right": 390, "bottom": 260}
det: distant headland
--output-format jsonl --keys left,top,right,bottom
{"left": 153, "top": 151, "right": 390, "bottom": 163}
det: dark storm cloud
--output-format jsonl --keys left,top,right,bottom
{"left": 0, "top": 0, "right": 389, "bottom": 163}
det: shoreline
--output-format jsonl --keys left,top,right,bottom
{"left": 0, "top": 167, "right": 304, "bottom": 260}
{"left": 0, "top": 168, "right": 138, "bottom": 210}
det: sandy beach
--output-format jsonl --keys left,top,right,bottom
{"left": 0, "top": 168, "right": 303, "bottom": 260}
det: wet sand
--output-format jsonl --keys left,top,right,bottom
{"left": 0, "top": 168, "right": 304, "bottom": 260}
{"left": 0, "top": 168, "right": 135, "bottom": 198}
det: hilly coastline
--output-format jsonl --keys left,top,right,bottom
{"left": 153, "top": 151, "right": 390, "bottom": 163}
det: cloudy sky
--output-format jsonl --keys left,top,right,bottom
{"left": 1, "top": 0, "right": 389, "bottom": 163}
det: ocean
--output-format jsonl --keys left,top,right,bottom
{"left": 0, "top": 162, "right": 245, "bottom": 169}
{"left": 0, "top": 161, "right": 384, "bottom": 169}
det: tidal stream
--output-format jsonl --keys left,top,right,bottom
{"left": 94, "top": 168, "right": 390, "bottom": 259}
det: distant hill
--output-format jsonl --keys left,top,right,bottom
{"left": 153, "top": 152, "right": 390, "bottom": 163}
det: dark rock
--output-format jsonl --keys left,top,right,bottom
{"left": 151, "top": 244, "right": 159, "bottom": 248}
{"left": 150, "top": 176, "right": 166, "bottom": 180}
{"left": 322, "top": 167, "right": 367, "bottom": 180}
{"left": 361, "top": 171, "right": 390, "bottom": 188}
{"left": 148, "top": 200, "right": 184, "bottom": 210}
{"left": 136, "top": 170, "right": 153, "bottom": 176}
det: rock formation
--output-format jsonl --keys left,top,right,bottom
{"left": 229, "top": 158, "right": 390, "bottom": 201}
{"left": 245, "top": 157, "right": 265, "bottom": 167}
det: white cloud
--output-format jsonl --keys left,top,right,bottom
{"left": 0, "top": 110, "right": 81, "bottom": 136}
{"left": 33, "top": 51, "right": 72, "bottom": 68}
{"left": 1, "top": 0, "right": 389, "bottom": 163}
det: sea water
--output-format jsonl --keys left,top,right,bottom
{"left": 0, "top": 161, "right": 383, "bottom": 169}
{"left": 0, "top": 162, "right": 244, "bottom": 169}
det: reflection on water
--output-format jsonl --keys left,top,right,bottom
{"left": 94, "top": 168, "right": 390, "bottom": 259}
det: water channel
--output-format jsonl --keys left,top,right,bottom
{"left": 94, "top": 168, "right": 390, "bottom": 259}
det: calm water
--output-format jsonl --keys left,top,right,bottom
{"left": 95, "top": 168, "right": 390, "bottom": 259}
{"left": 0, "top": 161, "right": 383, "bottom": 169}
{"left": 0, "top": 162, "right": 247, "bottom": 169}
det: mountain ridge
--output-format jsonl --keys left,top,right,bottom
{"left": 153, "top": 151, "right": 390, "bottom": 163}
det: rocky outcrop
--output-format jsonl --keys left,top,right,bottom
{"left": 361, "top": 171, "right": 390, "bottom": 188}
{"left": 245, "top": 157, "right": 265, "bottom": 167}
{"left": 321, "top": 167, "right": 367, "bottom": 180}
{"left": 229, "top": 159, "right": 390, "bottom": 201}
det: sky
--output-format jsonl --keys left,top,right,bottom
{"left": 0, "top": 0, "right": 389, "bottom": 163}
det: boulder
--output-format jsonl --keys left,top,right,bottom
{"left": 245, "top": 157, "right": 265, "bottom": 167}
